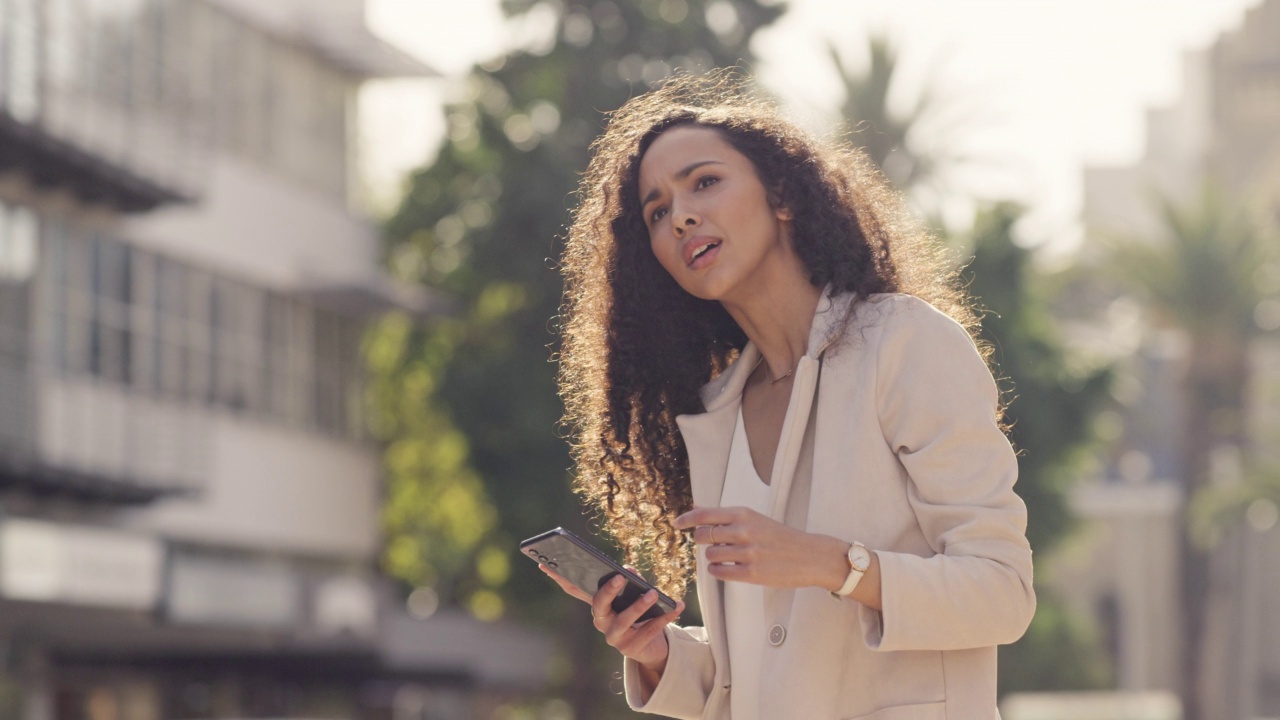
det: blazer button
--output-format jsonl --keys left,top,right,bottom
{"left": 768, "top": 624, "right": 786, "bottom": 646}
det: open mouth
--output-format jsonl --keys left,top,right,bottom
{"left": 690, "top": 241, "right": 720, "bottom": 263}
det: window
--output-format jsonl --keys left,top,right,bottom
{"left": 5, "top": 0, "right": 41, "bottom": 122}
{"left": 193, "top": 15, "right": 351, "bottom": 201}
{"left": 263, "top": 293, "right": 293, "bottom": 423}
{"left": 0, "top": 201, "right": 38, "bottom": 282}
{"left": 0, "top": 202, "right": 38, "bottom": 365}
{"left": 183, "top": 268, "right": 213, "bottom": 405}
{"left": 62, "top": 231, "right": 94, "bottom": 376}
{"left": 129, "top": 250, "right": 158, "bottom": 392}
{"left": 138, "top": 0, "right": 167, "bottom": 110}
{"left": 45, "top": 0, "right": 81, "bottom": 91}
{"left": 156, "top": 258, "right": 213, "bottom": 405}
{"left": 15, "top": 205, "right": 368, "bottom": 439}
{"left": 41, "top": 218, "right": 70, "bottom": 373}
{"left": 154, "top": 257, "right": 186, "bottom": 398}
{"left": 211, "top": 278, "right": 265, "bottom": 414}
{"left": 312, "top": 310, "right": 364, "bottom": 440}
{"left": 89, "top": 236, "right": 133, "bottom": 384}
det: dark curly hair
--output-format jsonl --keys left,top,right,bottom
{"left": 558, "top": 72, "right": 984, "bottom": 598}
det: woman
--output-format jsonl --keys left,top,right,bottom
{"left": 550, "top": 73, "right": 1035, "bottom": 719}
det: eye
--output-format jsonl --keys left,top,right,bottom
{"left": 649, "top": 206, "right": 668, "bottom": 224}
{"left": 696, "top": 175, "right": 719, "bottom": 190}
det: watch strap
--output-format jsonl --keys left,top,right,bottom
{"left": 830, "top": 541, "right": 869, "bottom": 600}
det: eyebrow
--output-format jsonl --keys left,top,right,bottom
{"left": 640, "top": 160, "right": 724, "bottom": 210}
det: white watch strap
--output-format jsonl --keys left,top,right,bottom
{"left": 831, "top": 542, "right": 868, "bottom": 599}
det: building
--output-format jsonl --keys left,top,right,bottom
{"left": 0, "top": 1, "right": 548, "bottom": 718}
{"left": 1069, "top": 2, "right": 1280, "bottom": 718}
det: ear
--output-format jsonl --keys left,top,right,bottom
{"left": 767, "top": 187, "right": 792, "bottom": 221}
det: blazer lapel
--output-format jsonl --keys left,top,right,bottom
{"left": 671, "top": 289, "right": 855, "bottom": 696}
{"left": 676, "top": 343, "right": 759, "bottom": 509}
{"left": 674, "top": 343, "right": 759, "bottom": 689}
{"left": 766, "top": 288, "right": 845, "bottom": 521}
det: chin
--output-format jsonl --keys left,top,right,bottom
{"left": 677, "top": 276, "right": 736, "bottom": 303}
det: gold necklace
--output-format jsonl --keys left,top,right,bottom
{"left": 757, "top": 356, "right": 794, "bottom": 384}
{"left": 768, "top": 368, "right": 794, "bottom": 384}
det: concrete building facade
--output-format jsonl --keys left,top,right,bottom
{"left": 1073, "top": 2, "right": 1280, "bottom": 718}
{"left": 0, "top": 1, "right": 547, "bottom": 719}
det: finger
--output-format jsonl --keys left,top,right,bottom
{"left": 618, "top": 599, "right": 685, "bottom": 655}
{"left": 540, "top": 565, "right": 594, "bottom": 604}
{"left": 617, "top": 588, "right": 661, "bottom": 628}
{"left": 591, "top": 574, "right": 627, "bottom": 622}
{"left": 707, "top": 562, "right": 752, "bottom": 583}
{"left": 704, "top": 543, "right": 748, "bottom": 565}
{"left": 606, "top": 589, "right": 661, "bottom": 644}
{"left": 691, "top": 523, "right": 742, "bottom": 546}
{"left": 674, "top": 506, "right": 739, "bottom": 531}
{"left": 617, "top": 599, "right": 685, "bottom": 650}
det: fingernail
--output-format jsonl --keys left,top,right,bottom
{"left": 611, "top": 576, "right": 624, "bottom": 587}
{"left": 645, "top": 590, "right": 657, "bottom": 601}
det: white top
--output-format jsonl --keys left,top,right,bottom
{"left": 721, "top": 407, "right": 774, "bottom": 720}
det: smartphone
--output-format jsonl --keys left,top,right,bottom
{"left": 520, "top": 527, "right": 678, "bottom": 623}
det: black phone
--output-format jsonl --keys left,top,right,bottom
{"left": 520, "top": 527, "right": 678, "bottom": 623}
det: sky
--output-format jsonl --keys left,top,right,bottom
{"left": 359, "top": 0, "right": 1263, "bottom": 255}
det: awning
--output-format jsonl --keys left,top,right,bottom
{"left": 296, "top": 274, "right": 457, "bottom": 319}
{"left": 205, "top": 0, "right": 438, "bottom": 78}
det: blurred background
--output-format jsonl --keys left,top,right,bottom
{"left": 0, "top": 1, "right": 1277, "bottom": 719}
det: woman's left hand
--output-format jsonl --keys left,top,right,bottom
{"left": 674, "top": 506, "right": 852, "bottom": 590}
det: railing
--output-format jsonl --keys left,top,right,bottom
{"left": 33, "top": 375, "right": 210, "bottom": 500}
{"left": 0, "top": 0, "right": 209, "bottom": 209}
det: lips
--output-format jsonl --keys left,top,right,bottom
{"left": 683, "top": 235, "right": 722, "bottom": 267}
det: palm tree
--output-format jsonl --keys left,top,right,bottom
{"left": 1104, "top": 184, "right": 1277, "bottom": 720}
{"left": 829, "top": 35, "right": 985, "bottom": 211}
{"left": 832, "top": 42, "right": 1118, "bottom": 693}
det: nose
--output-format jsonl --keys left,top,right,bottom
{"left": 672, "top": 209, "right": 700, "bottom": 237}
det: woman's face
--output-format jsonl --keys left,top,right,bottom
{"left": 637, "top": 125, "right": 793, "bottom": 302}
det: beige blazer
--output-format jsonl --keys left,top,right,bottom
{"left": 623, "top": 293, "right": 1035, "bottom": 720}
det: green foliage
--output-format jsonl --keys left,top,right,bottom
{"left": 367, "top": 313, "right": 504, "bottom": 611}
{"left": 1094, "top": 184, "right": 1278, "bottom": 720}
{"left": 835, "top": 48, "right": 1110, "bottom": 561}
{"left": 998, "top": 589, "right": 1114, "bottom": 693}
{"left": 960, "top": 204, "right": 1115, "bottom": 692}
{"left": 830, "top": 34, "right": 982, "bottom": 213}
{"left": 837, "top": 38, "right": 1116, "bottom": 691}
{"left": 963, "top": 204, "right": 1112, "bottom": 557}
{"left": 1102, "top": 184, "right": 1278, "bottom": 341}
{"left": 378, "top": 0, "right": 782, "bottom": 607}
{"left": 374, "top": 0, "right": 783, "bottom": 712}
{"left": 1189, "top": 461, "right": 1280, "bottom": 548}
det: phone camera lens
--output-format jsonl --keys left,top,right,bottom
{"left": 538, "top": 555, "right": 550, "bottom": 563}
{"left": 547, "top": 561, "right": 558, "bottom": 568}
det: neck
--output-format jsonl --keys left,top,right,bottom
{"left": 720, "top": 268, "right": 822, "bottom": 383}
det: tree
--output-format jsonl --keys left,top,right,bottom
{"left": 374, "top": 0, "right": 783, "bottom": 714}
{"left": 833, "top": 40, "right": 1116, "bottom": 691}
{"left": 962, "top": 204, "right": 1114, "bottom": 693}
{"left": 829, "top": 35, "right": 984, "bottom": 216}
{"left": 1102, "top": 185, "right": 1278, "bottom": 720}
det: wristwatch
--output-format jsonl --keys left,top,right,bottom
{"left": 830, "top": 541, "right": 872, "bottom": 600}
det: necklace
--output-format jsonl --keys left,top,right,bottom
{"left": 767, "top": 368, "right": 794, "bottom": 384}
{"left": 756, "top": 356, "right": 794, "bottom": 384}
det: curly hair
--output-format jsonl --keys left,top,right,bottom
{"left": 558, "top": 71, "right": 984, "bottom": 598}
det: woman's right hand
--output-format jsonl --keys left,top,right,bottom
{"left": 540, "top": 564, "right": 685, "bottom": 675}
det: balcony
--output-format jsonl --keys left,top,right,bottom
{"left": 0, "top": 0, "right": 208, "bottom": 212}
{"left": 0, "top": 368, "right": 209, "bottom": 505}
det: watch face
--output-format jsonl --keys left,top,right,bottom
{"left": 849, "top": 545, "right": 872, "bottom": 572}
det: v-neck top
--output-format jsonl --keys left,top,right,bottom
{"left": 721, "top": 407, "right": 774, "bottom": 720}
